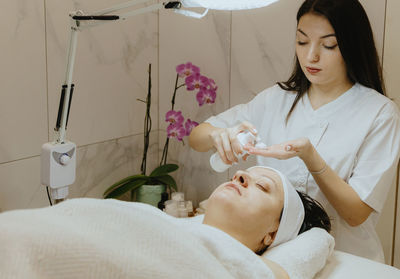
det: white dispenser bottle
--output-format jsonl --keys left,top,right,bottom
{"left": 209, "top": 131, "right": 263, "bottom": 172}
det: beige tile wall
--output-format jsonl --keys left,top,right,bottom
{"left": 0, "top": 0, "right": 398, "bottom": 268}
{"left": 0, "top": 0, "right": 158, "bottom": 210}
{"left": 0, "top": 0, "right": 47, "bottom": 164}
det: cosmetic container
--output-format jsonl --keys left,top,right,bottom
{"left": 164, "top": 200, "right": 179, "bottom": 217}
{"left": 210, "top": 131, "right": 265, "bottom": 172}
{"left": 171, "top": 192, "right": 184, "bottom": 202}
{"left": 178, "top": 201, "right": 188, "bottom": 217}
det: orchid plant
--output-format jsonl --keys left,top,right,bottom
{"left": 104, "top": 62, "right": 217, "bottom": 201}
{"left": 160, "top": 62, "right": 217, "bottom": 165}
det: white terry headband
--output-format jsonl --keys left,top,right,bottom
{"left": 248, "top": 166, "right": 305, "bottom": 248}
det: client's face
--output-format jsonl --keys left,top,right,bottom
{"left": 203, "top": 167, "right": 284, "bottom": 252}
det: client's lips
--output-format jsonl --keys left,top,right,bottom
{"left": 225, "top": 183, "right": 241, "bottom": 195}
{"left": 306, "top": 66, "right": 321, "bottom": 74}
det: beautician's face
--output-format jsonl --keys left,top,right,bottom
{"left": 296, "top": 13, "right": 349, "bottom": 87}
{"left": 204, "top": 167, "right": 284, "bottom": 250}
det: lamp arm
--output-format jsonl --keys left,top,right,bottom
{"left": 91, "top": 0, "right": 152, "bottom": 16}
{"left": 54, "top": 1, "right": 181, "bottom": 144}
{"left": 55, "top": 23, "right": 79, "bottom": 144}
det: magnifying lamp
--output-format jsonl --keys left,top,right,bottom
{"left": 41, "top": 0, "right": 279, "bottom": 204}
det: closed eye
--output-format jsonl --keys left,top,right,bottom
{"left": 257, "top": 183, "right": 269, "bottom": 193}
{"left": 324, "top": 44, "right": 337, "bottom": 50}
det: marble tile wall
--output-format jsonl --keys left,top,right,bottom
{"left": 0, "top": 0, "right": 47, "bottom": 164}
{"left": 0, "top": 0, "right": 158, "bottom": 210}
{"left": 0, "top": 0, "right": 399, "bottom": 268}
{"left": 0, "top": 132, "right": 159, "bottom": 210}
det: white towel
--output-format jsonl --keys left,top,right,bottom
{"left": 263, "top": 227, "right": 335, "bottom": 279}
{"left": 185, "top": 214, "right": 334, "bottom": 279}
{"left": 0, "top": 198, "right": 274, "bottom": 279}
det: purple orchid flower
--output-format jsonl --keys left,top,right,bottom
{"left": 176, "top": 62, "right": 200, "bottom": 78}
{"left": 185, "top": 73, "right": 210, "bottom": 91}
{"left": 206, "top": 78, "right": 218, "bottom": 91}
{"left": 167, "top": 123, "right": 186, "bottom": 141}
{"left": 196, "top": 88, "right": 217, "bottom": 106}
{"left": 184, "top": 119, "right": 199, "bottom": 136}
{"left": 165, "top": 110, "right": 184, "bottom": 125}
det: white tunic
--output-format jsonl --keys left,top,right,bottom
{"left": 206, "top": 83, "right": 400, "bottom": 262}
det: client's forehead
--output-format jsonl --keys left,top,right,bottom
{"left": 247, "top": 167, "right": 282, "bottom": 188}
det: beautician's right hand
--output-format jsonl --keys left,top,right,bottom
{"left": 209, "top": 121, "right": 258, "bottom": 165}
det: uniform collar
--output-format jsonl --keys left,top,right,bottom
{"left": 302, "top": 83, "right": 359, "bottom": 119}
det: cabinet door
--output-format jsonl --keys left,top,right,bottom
{"left": 395, "top": 173, "right": 400, "bottom": 268}
{"left": 376, "top": 177, "right": 396, "bottom": 265}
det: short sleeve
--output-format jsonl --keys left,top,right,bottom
{"left": 348, "top": 102, "right": 400, "bottom": 213}
{"left": 205, "top": 85, "right": 282, "bottom": 129}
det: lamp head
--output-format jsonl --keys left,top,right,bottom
{"left": 176, "top": 0, "right": 279, "bottom": 18}
{"left": 180, "top": 0, "right": 279, "bottom": 10}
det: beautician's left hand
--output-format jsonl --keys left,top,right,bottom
{"left": 244, "top": 137, "right": 312, "bottom": 160}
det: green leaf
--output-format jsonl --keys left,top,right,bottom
{"left": 153, "top": 174, "right": 177, "bottom": 191}
{"left": 103, "top": 174, "right": 147, "bottom": 197}
{"left": 150, "top": 164, "right": 178, "bottom": 177}
{"left": 104, "top": 179, "right": 147, "bottom": 199}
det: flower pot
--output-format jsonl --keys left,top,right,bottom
{"left": 134, "top": 184, "right": 166, "bottom": 207}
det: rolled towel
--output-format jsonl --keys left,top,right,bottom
{"left": 263, "top": 227, "right": 335, "bottom": 279}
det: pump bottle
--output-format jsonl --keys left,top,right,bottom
{"left": 209, "top": 131, "right": 266, "bottom": 172}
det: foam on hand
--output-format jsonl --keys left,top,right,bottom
{"left": 255, "top": 142, "right": 267, "bottom": 148}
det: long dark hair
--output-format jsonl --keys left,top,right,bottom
{"left": 278, "top": 0, "right": 385, "bottom": 122}
{"left": 297, "top": 191, "right": 331, "bottom": 234}
{"left": 256, "top": 190, "right": 330, "bottom": 255}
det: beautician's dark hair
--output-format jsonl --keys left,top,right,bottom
{"left": 256, "top": 190, "right": 330, "bottom": 255}
{"left": 278, "top": 0, "right": 385, "bottom": 122}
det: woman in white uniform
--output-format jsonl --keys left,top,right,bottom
{"left": 189, "top": 0, "right": 400, "bottom": 263}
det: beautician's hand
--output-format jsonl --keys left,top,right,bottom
{"left": 244, "top": 137, "right": 312, "bottom": 160}
{"left": 210, "top": 121, "right": 257, "bottom": 165}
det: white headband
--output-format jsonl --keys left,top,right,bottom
{"left": 248, "top": 166, "right": 305, "bottom": 248}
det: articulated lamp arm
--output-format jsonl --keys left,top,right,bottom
{"left": 55, "top": 1, "right": 182, "bottom": 144}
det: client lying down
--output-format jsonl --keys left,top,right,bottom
{"left": 0, "top": 166, "right": 331, "bottom": 279}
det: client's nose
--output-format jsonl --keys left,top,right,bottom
{"left": 233, "top": 171, "right": 249, "bottom": 188}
